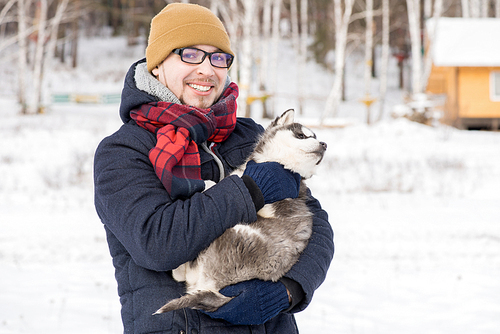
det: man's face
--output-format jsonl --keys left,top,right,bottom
{"left": 152, "top": 44, "right": 228, "bottom": 109}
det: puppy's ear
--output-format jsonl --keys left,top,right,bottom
{"left": 271, "top": 109, "right": 295, "bottom": 127}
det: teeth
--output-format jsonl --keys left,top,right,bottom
{"left": 188, "top": 83, "right": 211, "bottom": 92}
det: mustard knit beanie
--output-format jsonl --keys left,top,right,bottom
{"left": 146, "top": 3, "right": 234, "bottom": 73}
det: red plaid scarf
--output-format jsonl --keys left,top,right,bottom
{"left": 130, "top": 83, "right": 238, "bottom": 199}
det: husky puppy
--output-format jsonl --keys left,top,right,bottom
{"left": 154, "top": 109, "right": 327, "bottom": 314}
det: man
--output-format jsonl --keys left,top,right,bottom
{"left": 94, "top": 3, "right": 334, "bottom": 334}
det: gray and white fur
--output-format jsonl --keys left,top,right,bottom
{"left": 154, "top": 109, "right": 327, "bottom": 314}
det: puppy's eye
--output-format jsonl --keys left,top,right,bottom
{"left": 296, "top": 133, "right": 307, "bottom": 139}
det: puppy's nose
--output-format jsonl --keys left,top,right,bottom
{"left": 320, "top": 142, "right": 327, "bottom": 150}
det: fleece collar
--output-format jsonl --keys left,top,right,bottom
{"left": 134, "top": 62, "right": 181, "bottom": 104}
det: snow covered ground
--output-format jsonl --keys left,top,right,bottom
{"left": 1, "top": 36, "right": 500, "bottom": 333}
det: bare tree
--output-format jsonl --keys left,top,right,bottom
{"left": 424, "top": 0, "right": 432, "bottom": 19}
{"left": 44, "top": 0, "right": 69, "bottom": 71}
{"left": 239, "top": 0, "right": 257, "bottom": 117}
{"left": 1, "top": 0, "right": 77, "bottom": 114}
{"left": 462, "top": 0, "right": 470, "bottom": 17}
{"left": 260, "top": 0, "right": 272, "bottom": 118}
{"left": 464, "top": 0, "right": 486, "bottom": 17}
{"left": 71, "top": 0, "right": 80, "bottom": 68}
{"left": 322, "top": 0, "right": 354, "bottom": 122}
{"left": 363, "top": 0, "right": 374, "bottom": 124}
{"left": 215, "top": 0, "right": 241, "bottom": 87}
{"left": 480, "top": 0, "right": 488, "bottom": 17}
{"left": 421, "top": 0, "right": 443, "bottom": 93}
{"left": 290, "top": 0, "right": 299, "bottom": 51}
{"left": 406, "top": 0, "right": 422, "bottom": 95}
{"left": 29, "top": 0, "right": 48, "bottom": 114}
{"left": 289, "top": 0, "right": 306, "bottom": 114}
{"left": 377, "top": 0, "right": 390, "bottom": 122}
{"left": 471, "top": 0, "right": 479, "bottom": 17}
{"left": 269, "top": 0, "right": 282, "bottom": 117}
{"left": 0, "top": 0, "right": 17, "bottom": 30}
{"left": 297, "top": 0, "right": 308, "bottom": 115}
{"left": 17, "top": 0, "right": 29, "bottom": 113}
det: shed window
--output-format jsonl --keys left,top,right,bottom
{"left": 492, "top": 72, "right": 500, "bottom": 101}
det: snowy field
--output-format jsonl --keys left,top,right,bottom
{"left": 1, "top": 36, "right": 500, "bottom": 333}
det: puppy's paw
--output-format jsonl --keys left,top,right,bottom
{"left": 257, "top": 204, "right": 276, "bottom": 218}
{"left": 172, "top": 263, "right": 187, "bottom": 282}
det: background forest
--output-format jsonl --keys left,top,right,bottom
{"left": 1, "top": 0, "right": 500, "bottom": 120}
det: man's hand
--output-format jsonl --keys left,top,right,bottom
{"left": 201, "top": 279, "right": 290, "bottom": 325}
{"left": 243, "top": 161, "right": 301, "bottom": 204}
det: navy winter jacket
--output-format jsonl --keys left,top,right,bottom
{"left": 94, "top": 59, "right": 334, "bottom": 334}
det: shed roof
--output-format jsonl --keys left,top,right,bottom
{"left": 430, "top": 18, "right": 500, "bottom": 67}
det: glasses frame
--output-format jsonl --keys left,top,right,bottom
{"left": 172, "top": 47, "right": 234, "bottom": 69}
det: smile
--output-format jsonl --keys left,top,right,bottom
{"left": 188, "top": 83, "right": 212, "bottom": 92}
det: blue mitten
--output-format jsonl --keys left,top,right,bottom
{"left": 201, "top": 279, "right": 290, "bottom": 325}
{"left": 243, "top": 161, "right": 301, "bottom": 204}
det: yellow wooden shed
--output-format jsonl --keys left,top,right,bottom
{"left": 426, "top": 18, "right": 500, "bottom": 130}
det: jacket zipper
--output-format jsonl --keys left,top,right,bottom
{"left": 200, "top": 142, "right": 225, "bottom": 182}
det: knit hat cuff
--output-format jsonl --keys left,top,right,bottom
{"left": 148, "top": 23, "right": 229, "bottom": 47}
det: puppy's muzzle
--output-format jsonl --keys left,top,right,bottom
{"left": 315, "top": 142, "right": 327, "bottom": 165}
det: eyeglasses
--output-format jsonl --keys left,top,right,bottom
{"left": 172, "top": 47, "right": 234, "bottom": 69}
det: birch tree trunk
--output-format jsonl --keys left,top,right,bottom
{"left": 215, "top": 0, "right": 240, "bottom": 83}
{"left": 462, "top": 0, "right": 470, "bottom": 17}
{"left": 378, "top": 0, "right": 390, "bottom": 122}
{"left": 421, "top": 0, "right": 443, "bottom": 93}
{"left": 470, "top": 0, "right": 480, "bottom": 17}
{"left": 261, "top": 0, "right": 272, "bottom": 88}
{"left": 424, "top": 0, "right": 432, "bottom": 18}
{"left": 364, "top": 0, "right": 374, "bottom": 124}
{"left": 44, "top": 0, "right": 69, "bottom": 70}
{"left": 250, "top": 0, "right": 260, "bottom": 114}
{"left": 71, "top": 0, "right": 80, "bottom": 68}
{"left": 0, "top": 0, "right": 17, "bottom": 26}
{"left": 290, "top": 0, "right": 299, "bottom": 52}
{"left": 39, "top": 0, "right": 69, "bottom": 111}
{"left": 17, "top": 0, "right": 29, "bottom": 114}
{"left": 229, "top": 0, "right": 240, "bottom": 82}
{"left": 299, "top": 0, "right": 308, "bottom": 65}
{"left": 210, "top": 0, "right": 218, "bottom": 15}
{"left": 406, "top": 0, "right": 422, "bottom": 95}
{"left": 322, "top": 0, "right": 354, "bottom": 122}
{"left": 481, "top": 0, "right": 488, "bottom": 17}
{"left": 260, "top": 0, "right": 272, "bottom": 118}
{"left": 29, "top": 0, "right": 48, "bottom": 114}
{"left": 269, "top": 0, "right": 282, "bottom": 117}
{"left": 289, "top": 0, "right": 303, "bottom": 114}
{"left": 239, "top": 0, "right": 256, "bottom": 117}
{"left": 297, "top": 0, "right": 308, "bottom": 115}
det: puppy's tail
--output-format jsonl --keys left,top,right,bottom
{"left": 153, "top": 290, "right": 233, "bottom": 315}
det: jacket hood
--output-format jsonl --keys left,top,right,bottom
{"left": 119, "top": 58, "right": 157, "bottom": 124}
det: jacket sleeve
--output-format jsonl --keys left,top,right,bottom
{"left": 283, "top": 189, "right": 334, "bottom": 312}
{"left": 93, "top": 123, "right": 258, "bottom": 272}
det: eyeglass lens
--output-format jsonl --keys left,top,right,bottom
{"left": 180, "top": 48, "right": 233, "bottom": 68}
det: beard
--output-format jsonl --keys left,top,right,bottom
{"left": 179, "top": 79, "right": 222, "bottom": 109}
{"left": 179, "top": 95, "right": 216, "bottom": 109}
